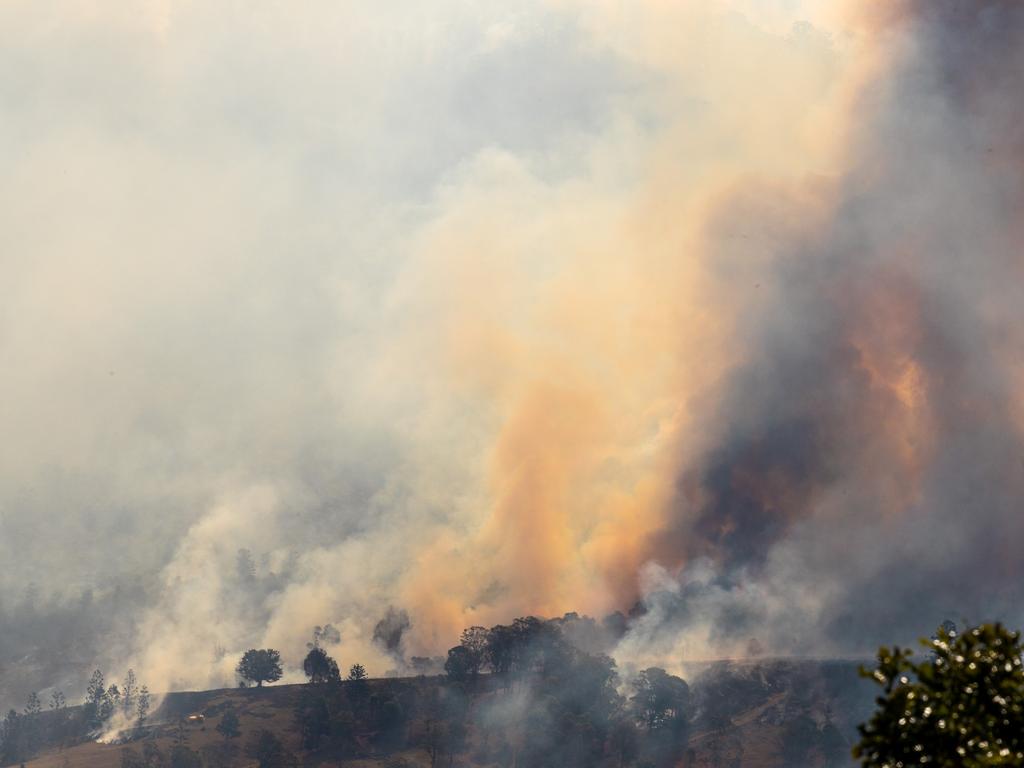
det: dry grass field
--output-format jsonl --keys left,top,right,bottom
{"left": 20, "top": 662, "right": 871, "bottom": 768}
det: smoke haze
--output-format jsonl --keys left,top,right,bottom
{"left": 1, "top": 0, "right": 1021, "bottom": 706}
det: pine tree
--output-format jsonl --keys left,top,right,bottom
{"left": 136, "top": 686, "right": 151, "bottom": 734}
{"left": 122, "top": 670, "right": 138, "bottom": 718}
{"left": 23, "top": 694, "right": 40, "bottom": 718}
{"left": 85, "top": 670, "right": 106, "bottom": 728}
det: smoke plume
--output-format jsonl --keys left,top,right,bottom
{"left": 1, "top": 0, "right": 1021, "bottom": 706}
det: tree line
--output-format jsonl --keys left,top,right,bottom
{"left": 6, "top": 617, "right": 1024, "bottom": 767}
{"left": 0, "top": 668, "right": 152, "bottom": 765}
{"left": 276, "top": 614, "right": 692, "bottom": 768}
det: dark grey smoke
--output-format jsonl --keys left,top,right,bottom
{"left": 640, "top": 0, "right": 1024, "bottom": 656}
{"left": 373, "top": 607, "right": 412, "bottom": 661}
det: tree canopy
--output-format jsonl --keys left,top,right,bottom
{"left": 854, "top": 622, "right": 1024, "bottom": 767}
{"left": 631, "top": 667, "right": 690, "bottom": 732}
{"left": 237, "top": 649, "right": 284, "bottom": 688}
{"left": 302, "top": 647, "right": 340, "bottom": 684}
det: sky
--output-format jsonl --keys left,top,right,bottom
{"left": 2, "top": 0, "right": 1022, "bottom": 702}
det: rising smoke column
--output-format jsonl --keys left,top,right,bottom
{"left": 622, "top": 0, "right": 1024, "bottom": 661}
{"left": 5, "top": 0, "right": 1022, "bottom": 702}
{"left": 393, "top": 2, "right": 854, "bottom": 652}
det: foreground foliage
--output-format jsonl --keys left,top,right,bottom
{"left": 854, "top": 622, "right": 1024, "bottom": 767}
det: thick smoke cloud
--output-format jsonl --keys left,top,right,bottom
{"left": 1, "top": 0, "right": 1019, "bottom": 709}
{"left": 622, "top": 0, "right": 1024, "bottom": 664}
{"left": 0, "top": 0, "right": 639, "bottom": 705}
{"left": 373, "top": 608, "right": 412, "bottom": 662}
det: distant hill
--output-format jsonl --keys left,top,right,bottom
{"left": 18, "top": 660, "right": 875, "bottom": 768}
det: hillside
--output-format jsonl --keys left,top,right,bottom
{"left": 19, "top": 660, "right": 875, "bottom": 768}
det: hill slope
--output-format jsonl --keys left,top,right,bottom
{"left": 19, "top": 660, "right": 874, "bottom": 768}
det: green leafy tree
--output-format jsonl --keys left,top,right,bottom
{"left": 236, "top": 649, "right": 284, "bottom": 688}
{"left": 854, "top": 622, "right": 1024, "bottom": 767}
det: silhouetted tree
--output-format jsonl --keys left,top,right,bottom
{"left": 854, "top": 622, "right": 1024, "bottom": 767}
{"left": 459, "top": 626, "right": 490, "bottom": 676}
{"left": 103, "top": 684, "right": 121, "bottom": 722}
{"left": 348, "top": 664, "right": 370, "bottom": 714}
{"left": 136, "top": 686, "right": 151, "bottom": 733}
{"left": 511, "top": 616, "right": 560, "bottom": 677}
{"left": 444, "top": 646, "right": 474, "bottom": 683}
{"left": 237, "top": 649, "right": 283, "bottom": 687}
{"left": 21, "top": 693, "right": 41, "bottom": 757}
{"left": 85, "top": 669, "right": 106, "bottom": 728}
{"left": 48, "top": 690, "right": 65, "bottom": 711}
{"left": 486, "top": 625, "right": 516, "bottom": 683}
{"left": 23, "top": 694, "right": 40, "bottom": 719}
{"left": 631, "top": 668, "right": 690, "bottom": 731}
{"left": 302, "top": 647, "right": 340, "bottom": 684}
{"left": 47, "top": 689, "right": 68, "bottom": 748}
{"left": 122, "top": 670, "right": 138, "bottom": 718}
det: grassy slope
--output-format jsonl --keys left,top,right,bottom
{"left": 23, "top": 661, "right": 873, "bottom": 768}
{"left": 25, "top": 681, "right": 435, "bottom": 768}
